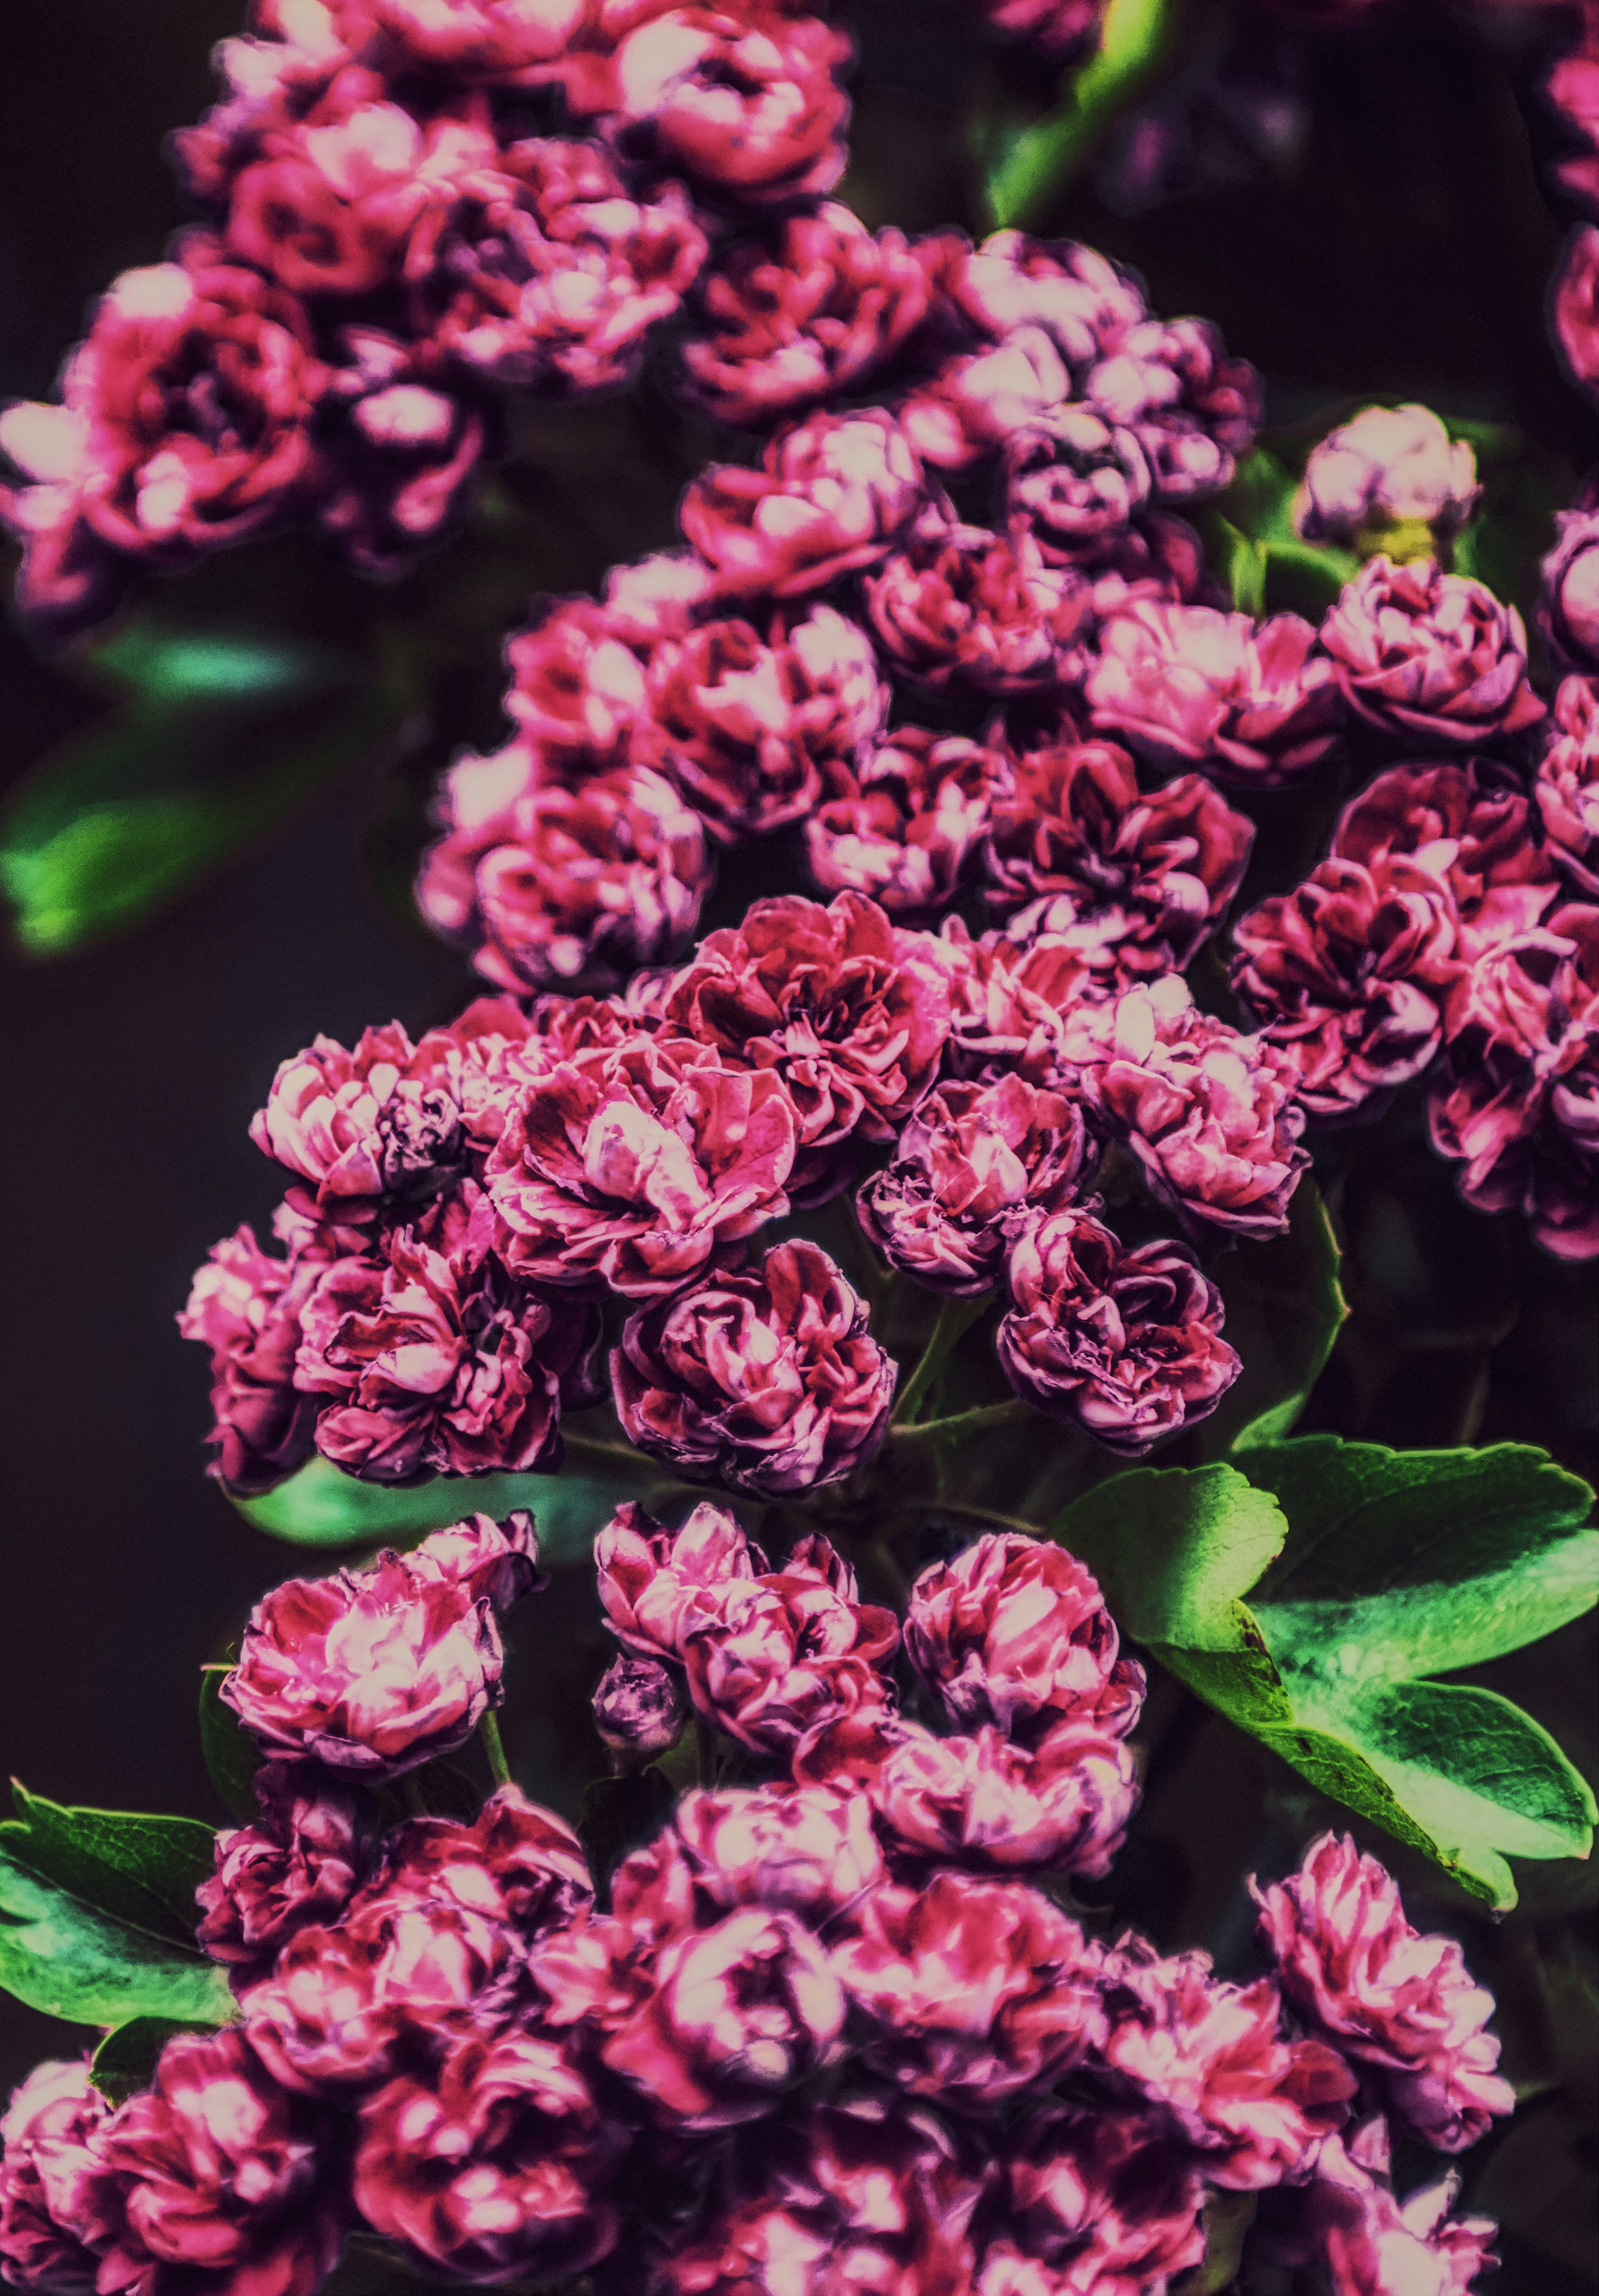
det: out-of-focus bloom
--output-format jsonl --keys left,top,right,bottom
{"left": 361, "top": 0, "right": 589, "bottom": 76}
{"left": 1429, "top": 903, "right": 1599, "bottom": 1260}
{"left": 1082, "top": 316, "right": 1261, "bottom": 501}
{"left": 602, "top": 547, "right": 718, "bottom": 644}
{"left": 947, "top": 231, "right": 1145, "bottom": 375}
{"left": 609, "top": 4, "right": 853, "bottom": 209}
{"left": 830, "top": 1871, "right": 1105, "bottom": 2111}
{"left": 483, "top": 1034, "right": 797, "bottom": 1296}
{"left": 640, "top": 606, "right": 887, "bottom": 842}
{"left": 1248, "top": 2121, "right": 1497, "bottom": 2296}
{"left": 406, "top": 139, "right": 706, "bottom": 394}
{"left": 1229, "top": 858, "right": 1462, "bottom": 1121}
{"left": 0, "top": 2062, "right": 112, "bottom": 2293}
{"left": 314, "top": 332, "right": 486, "bottom": 577}
{"left": 1003, "top": 407, "right": 1152, "bottom": 549}
{"left": 856, "top": 1075, "right": 1092, "bottom": 1296}
{"left": 612, "top": 1238, "right": 896, "bottom": 1496}
{"left": 1098, "top": 1941, "right": 1355, "bottom": 2190}
{"left": 353, "top": 2030, "right": 622, "bottom": 2280}
{"left": 1319, "top": 555, "right": 1545, "bottom": 748}
{"left": 905, "top": 1531, "right": 1143, "bottom": 1739}
{"left": 998, "top": 1206, "right": 1239, "bottom": 1452}
{"left": 663, "top": 891, "right": 952, "bottom": 1151}
{"left": 177, "top": 1226, "right": 324, "bottom": 1494}
{"left": 679, "top": 1551, "right": 899, "bottom": 1754}
{"left": 805, "top": 726, "right": 1011, "bottom": 919}
{"left": 678, "top": 204, "right": 941, "bottom": 426}
{"left": 954, "top": 0, "right": 1107, "bottom": 53}
{"left": 863, "top": 521, "right": 1095, "bottom": 696}
{"left": 1294, "top": 404, "right": 1480, "bottom": 555}
{"left": 1540, "top": 505, "right": 1599, "bottom": 674}
{"left": 292, "top": 1213, "right": 603, "bottom": 1479}
{"left": 604, "top": 1908, "right": 846, "bottom": 2128}
{"left": 196, "top": 1762, "right": 378, "bottom": 1986}
{"left": 91, "top": 2028, "right": 341, "bottom": 2296}
{"left": 506, "top": 596, "right": 647, "bottom": 766}
{"left": 595, "top": 1498, "right": 762, "bottom": 1663}
{"left": 982, "top": 737, "right": 1253, "bottom": 977}
{"left": 670, "top": 1782, "right": 883, "bottom": 1922}
{"left": 1330, "top": 758, "right": 1557, "bottom": 960}
{"left": 997, "top": 2104, "right": 1205, "bottom": 2291}
{"left": 1538, "top": 676, "right": 1599, "bottom": 895}
{"left": 1062, "top": 975, "right": 1309, "bottom": 1239}
{"left": 592, "top": 1653, "right": 688, "bottom": 1757}
{"left": 1252, "top": 1834, "right": 1515, "bottom": 2152}
{"left": 221, "top": 1548, "right": 503, "bottom": 1777}
{"left": 895, "top": 328, "right": 1071, "bottom": 472}
{"left": 1552, "top": 225, "right": 1599, "bottom": 407}
{"left": 1085, "top": 600, "right": 1340, "bottom": 788}
{"left": 681, "top": 410, "right": 923, "bottom": 599}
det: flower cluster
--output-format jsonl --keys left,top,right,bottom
{"left": 0, "top": 1511, "right": 1508, "bottom": 2296}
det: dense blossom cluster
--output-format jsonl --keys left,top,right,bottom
{"left": 0, "top": 1509, "right": 1510, "bottom": 2296}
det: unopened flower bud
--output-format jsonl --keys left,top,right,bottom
{"left": 592, "top": 1654, "right": 687, "bottom": 1761}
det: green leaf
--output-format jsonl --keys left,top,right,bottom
{"left": 231, "top": 1456, "right": 652, "bottom": 1568}
{"left": 1199, "top": 1176, "right": 1348, "bottom": 1457}
{"left": 199, "top": 1666, "right": 262, "bottom": 1823}
{"left": 0, "top": 1786, "right": 234, "bottom": 2028}
{"left": 978, "top": 0, "right": 1178, "bottom": 229}
{"left": 91, "top": 2017, "right": 217, "bottom": 2106}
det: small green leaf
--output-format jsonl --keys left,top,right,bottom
{"left": 978, "top": 0, "right": 1177, "bottom": 229}
{"left": 231, "top": 1456, "right": 652, "bottom": 1568}
{"left": 91, "top": 2017, "right": 216, "bottom": 2106}
{"left": 199, "top": 1666, "right": 262, "bottom": 1823}
{"left": 0, "top": 1787, "right": 233, "bottom": 2028}
{"left": 1199, "top": 1176, "right": 1348, "bottom": 1457}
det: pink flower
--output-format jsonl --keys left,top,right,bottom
{"left": 895, "top": 329, "right": 1072, "bottom": 472}
{"left": 406, "top": 139, "right": 706, "bottom": 393}
{"left": 679, "top": 1555, "right": 899, "bottom": 1754}
{"left": 1229, "top": 858, "right": 1462, "bottom": 1121}
{"left": 90, "top": 2029, "right": 341, "bottom": 2296}
{"left": 196, "top": 1761, "right": 378, "bottom": 1986}
{"left": 946, "top": 233, "right": 1145, "bottom": 376}
{"left": 177, "top": 1226, "right": 323, "bottom": 1494}
{"left": 363, "top": 0, "right": 589, "bottom": 75}
{"left": 1085, "top": 600, "right": 1341, "bottom": 787}
{"left": 1552, "top": 225, "right": 1599, "bottom": 407}
{"left": 603, "top": 1908, "right": 846, "bottom": 2128}
{"left": 905, "top": 1531, "right": 1143, "bottom": 1739}
{"left": 602, "top": 547, "right": 719, "bottom": 644}
{"left": 1082, "top": 316, "right": 1260, "bottom": 501}
{"left": 1294, "top": 404, "right": 1480, "bottom": 551}
{"left": 1538, "top": 675, "right": 1599, "bottom": 896}
{"left": 405, "top": 1508, "right": 544, "bottom": 1614}
{"left": 1541, "top": 504, "right": 1599, "bottom": 674}
{"left": 312, "top": 334, "right": 484, "bottom": 576}
{"left": 678, "top": 203, "right": 942, "bottom": 426}
{"left": 353, "top": 2030, "right": 621, "bottom": 2280}
{"left": 0, "top": 2062, "right": 112, "bottom": 2292}
{"left": 249, "top": 1019, "right": 477, "bottom": 1209}
{"left": 997, "top": 2104, "right": 1205, "bottom": 2291}
{"left": 483, "top": 1034, "right": 797, "bottom": 1296}
{"left": 1003, "top": 407, "right": 1153, "bottom": 548}
{"left": 592, "top": 1654, "right": 689, "bottom": 1756}
{"left": 805, "top": 725, "right": 1012, "bottom": 920}
{"left": 1429, "top": 904, "right": 1599, "bottom": 1260}
{"left": 938, "top": 919, "right": 1108, "bottom": 1084}
{"left": 982, "top": 737, "right": 1253, "bottom": 979}
{"left": 373, "top": 1785, "right": 593, "bottom": 1940}
{"left": 221, "top": 1549, "right": 504, "bottom": 1776}
{"left": 1253, "top": 1834, "right": 1516, "bottom": 2151}
{"left": 670, "top": 1782, "right": 883, "bottom": 1922}
{"left": 681, "top": 410, "right": 924, "bottom": 598}
{"left": 663, "top": 891, "right": 952, "bottom": 1151}
{"left": 1330, "top": 757, "right": 1557, "bottom": 961}
{"left": 856, "top": 1075, "right": 1093, "bottom": 1296}
{"left": 595, "top": 1497, "right": 762, "bottom": 1662}
{"left": 609, "top": 3, "right": 852, "bottom": 208}
{"left": 506, "top": 596, "right": 649, "bottom": 766}
{"left": 1061, "top": 976, "right": 1309, "bottom": 1239}
{"left": 640, "top": 606, "right": 887, "bottom": 842}
{"left": 1098, "top": 1941, "right": 1355, "bottom": 2189}
{"left": 293, "top": 1212, "right": 603, "bottom": 1480}
{"left": 862, "top": 1714, "right": 1140, "bottom": 1878}
{"left": 863, "top": 520, "right": 1096, "bottom": 696}
{"left": 999, "top": 1206, "right": 1239, "bottom": 1452}
{"left": 612, "top": 1239, "right": 897, "bottom": 1496}
{"left": 1319, "top": 555, "right": 1546, "bottom": 748}
{"left": 830, "top": 1871, "right": 1105, "bottom": 2110}
{"left": 956, "top": 0, "right": 1106, "bottom": 55}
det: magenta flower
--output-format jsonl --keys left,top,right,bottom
{"left": 592, "top": 1654, "right": 688, "bottom": 1757}
{"left": 612, "top": 1239, "right": 896, "bottom": 1497}
{"left": 1082, "top": 316, "right": 1260, "bottom": 501}
{"left": 196, "top": 1761, "right": 378, "bottom": 1987}
{"left": 506, "top": 596, "right": 648, "bottom": 767}
{"left": 1085, "top": 600, "right": 1340, "bottom": 788}
{"left": 681, "top": 410, "right": 924, "bottom": 600}
{"left": 905, "top": 1531, "right": 1143, "bottom": 1739}
{"left": 863, "top": 520, "right": 1095, "bottom": 696}
{"left": 998, "top": 2104, "right": 1205, "bottom": 2291}
{"left": 678, "top": 202, "right": 941, "bottom": 426}
{"left": 679, "top": 1556, "right": 899, "bottom": 1755}
{"left": 314, "top": 338, "right": 485, "bottom": 578}
{"left": 670, "top": 1781, "right": 883, "bottom": 1922}
{"left": 595, "top": 1497, "right": 762, "bottom": 1663}
{"left": 91, "top": 2028, "right": 341, "bottom": 2296}
{"left": 856, "top": 1714, "right": 1140, "bottom": 1878}
{"left": 1538, "top": 676, "right": 1599, "bottom": 896}
{"left": 358, "top": 0, "right": 589, "bottom": 75}
{"left": 857, "top": 1075, "right": 1093, "bottom": 1295}
{"left": 0, "top": 2062, "right": 112, "bottom": 2293}
{"left": 248, "top": 1019, "right": 479, "bottom": 1209}
{"left": 1003, "top": 406, "right": 1153, "bottom": 549}
{"left": 1330, "top": 757, "right": 1557, "bottom": 960}
{"left": 1320, "top": 555, "right": 1546, "bottom": 747}
{"left": 639, "top": 605, "right": 887, "bottom": 842}
{"left": 177, "top": 1225, "right": 324, "bottom": 1494}
{"left": 1553, "top": 224, "right": 1599, "bottom": 407}
{"left": 1541, "top": 505, "right": 1599, "bottom": 674}
{"left": 404, "top": 1508, "right": 544, "bottom": 1615}
{"left": 999, "top": 1206, "right": 1239, "bottom": 1452}
{"left": 805, "top": 725, "right": 1012, "bottom": 920}
{"left": 954, "top": 0, "right": 1107, "bottom": 51}
{"left": 1294, "top": 404, "right": 1480, "bottom": 551}
{"left": 947, "top": 231, "right": 1146, "bottom": 374}
{"left": 375, "top": 1784, "right": 593, "bottom": 1940}
{"left": 483, "top": 1033, "right": 797, "bottom": 1297}
{"left": 1258, "top": 2125, "right": 1497, "bottom": 2296}
{"left": 221, "top": 1549, "right": 503, "bottom": 1777}
{"left": 982, "top": 736, "right": 1253, "bottom": 978}
{"left": 895, "top": 328, "right": 1072, "bottom": 472}
{"left": 938, "top": 919, "right": 1108, "bottom": 1084}
{"left": 353, "top": 2030, "right": 622, "bottom": 2281}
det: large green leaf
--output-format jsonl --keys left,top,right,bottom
{"left": 91, "top": 2017, "right": 218, "bottom": 2106}
{"left": 0, "top": 1786, "right": 233, "bottom": 2027}
{"left": 1199, "top": 1175, "right": 1348, "bottom": 1458}
{"left": 977, "top": 0, "right": 1178, "bottom": 230}
{"left": 1053, "top": 1441, "right": 1599, "bottom": 1907}
{"left": 199, "top": 1665, "right": 263, "bottom": 1823}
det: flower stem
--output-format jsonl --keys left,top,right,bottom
{"left": 480, "top": 1709, "right": 512, "bottom": 1790}
{"left": 889, "top": 1397, "right": 1033, "bottom": 1450}
{"left": 890, "top": 1289, "right": 996, "bottom": 1428}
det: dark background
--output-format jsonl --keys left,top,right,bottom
{"left": 1, "top": 3, "right": 1596, "bottom": 2287}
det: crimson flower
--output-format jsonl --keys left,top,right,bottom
{"left": 679, "top": 1554, "right": 899, "bottom": 1755}
{"left": 1330, "top": 757, "right": 1556, "bottom": 960}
